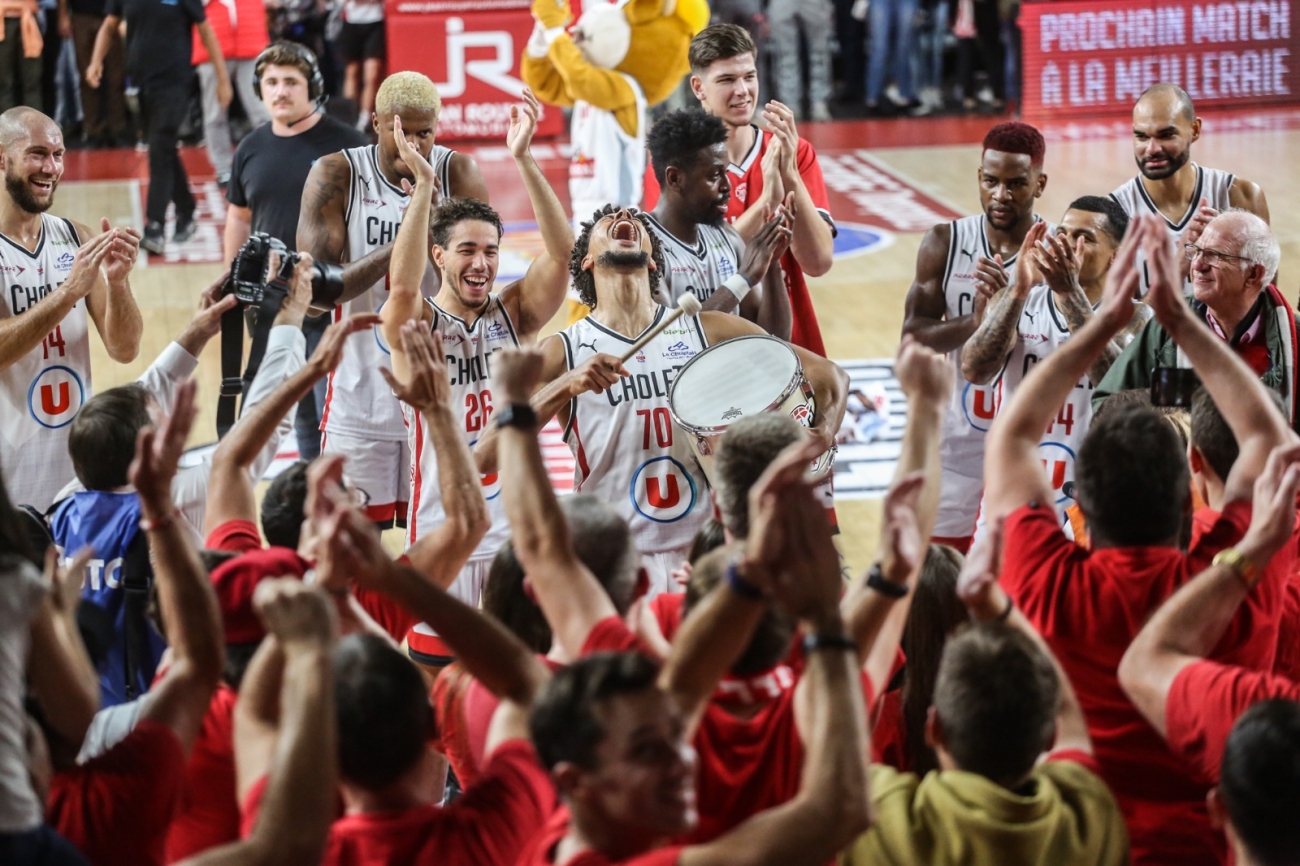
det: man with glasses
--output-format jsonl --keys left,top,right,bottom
{"left": 1093, "top": 210, "right": 1300, "bottom": 432}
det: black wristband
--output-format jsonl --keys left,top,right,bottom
{"left": 865, "top": 562, "right": 909, "bottom": 598}
{"left": 802, "top": 632, "right": 857, "bottom": 654}
{"left": 725, "top": 560, "right": 766, "bottom": 601}
{"left": 495, "top": 402, "right": 537, "bottom": 430}
{"left": 996, "top": 594, "right": 1015, "bottom": 622}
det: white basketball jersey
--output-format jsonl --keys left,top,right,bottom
{"left": 321, "top": 144, "right": 451, "bottom": 442}
{"left": 405, "top": 295, "right": 519, "bottom": 560}
{"left": 0, "top": 217, "right": 89, "bottom": 511}
{"left": 560, "top": 308, "right": 711, "bottom": 553}
{"left": 642, "top": 213, "right": 745, "bottom": 307}
{"left": 998, "top": 285, "right": 1094, "bottom": 528}
{"left": 1109, "top": 165, "right": 1235, "bottom": 295}
{"left": 568, "top": 75, "right": 646, "bottom": 225}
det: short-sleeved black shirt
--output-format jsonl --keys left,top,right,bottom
{"left": 226, "top": 115, "right": 368, "bottom": 252}
{"left": 105, "top": 0, "right": 206, "bottom": 88}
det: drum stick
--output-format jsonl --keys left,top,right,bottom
{"left": 618, "top": 294, "right": 703, "bottom": 363}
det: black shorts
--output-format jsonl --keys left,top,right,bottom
{"left": 336, "top": 20, "right": 386, "bottom": 63}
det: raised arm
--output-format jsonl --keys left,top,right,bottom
{"left": 296, "top": 152, "right": 393, "bottom": 306}
{"left": 844, "top": 337, "right": 951, "bottom": 695}
{"left": 902, "top": 224, "right": 982, "bottom": 355}
{"left": 1119, "top": 443, "right": 1300, "bottom": 736}
{"left": 80, "top": 218, "right": 143, "bottom": 364}
{"left": 983, "top": 217, "right": 1149, "bottom": 522}
{"left": 379, "top": 115, "right": 439, "bottom": 385}
{"left": 321, "top": 493, "right": 550, "bottom": 750}
{"left": 762, "top": 103, "right": 834, "bottom": 277}
{"left": 27, "top": 547, "right": 99, "bottom": 749}
{"left": 132, "top": 381, "right": 225, "bottom": 754}
{"left": 0, "top": 231, "right": 112, "bottom": 372}
{"left": 498, "top": 90, "right": 575, "bottom": 343}
{"left": 380, "top": 324, "right": 490, "bottom": 587}
{"left": 682, "top": 452, "right": 871, "bottom": 866}
{"left": 204, "top": 266, "right": 379, "bottom": 536}
{"left": 960, "top": 223, "right": 1042, "bottom": 385}
{"left": 1142, "top": 225, "right": 1297, "bottom": 503}
{"left": 183, "top": 581, "right": 337, "bottom": 866}
{"left": 958, "top": 518, "right": 1092, "bottom": 755}
{"left": 497, "top": 347, "right": 620, "bottom": 657}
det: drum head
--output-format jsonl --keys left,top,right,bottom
{"left": 670, "top": 335, "right": 802, "bottom": 431}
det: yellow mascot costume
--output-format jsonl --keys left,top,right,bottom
{"left": 522, "top": 0, "right": 710, "bottom": 228}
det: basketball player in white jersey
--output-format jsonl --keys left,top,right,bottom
{"left": 0, "top": 107, "right": 142, "bottom": 511}
{"left": 1110, "top": 83, "right": 1269, "bottom": 294}
{"left": 962, "top": 196, "right": 1148, "bottom": 535}
{"left": 900, "top": 121, "right": 1048, "bottom": 553}
{"left": 297, "top": 70, "right": 489, "bottom": 527}
{"left": 381, "top": 89, "right": 573, "bottom": 625}
{"left": 644, "top": 107, "right": 793, "bottom": 340}
{"left": 475, "top": 205, "right": 848, "bottom": 594}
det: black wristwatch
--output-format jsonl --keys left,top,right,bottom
{"left": 495, "top": 403, "right": 537, "bottom": 430}
{"left": 865, "top": 563, "right": 909, "bottom": 598}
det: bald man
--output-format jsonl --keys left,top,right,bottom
{"left": 0, "top": 107, "right": 142, "bottom": 510}
{"left": 1110, "top": 83, "right": 1269, "bottom": 295}
{"left": 297, "top": 71, "right": 488, "bottom": 529}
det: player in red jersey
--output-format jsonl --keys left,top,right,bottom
{"left": 643, "top": 24, "right": 834, "bottom": 357}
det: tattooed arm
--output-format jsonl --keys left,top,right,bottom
{"left": 296, "top": 152, "right": 395, "bottom": 310}
{"left": 960, "top": 281, "right": 1028, "bottom": 386}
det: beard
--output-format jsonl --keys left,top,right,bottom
{"left": 6, "top": 169, "right": 54, "bottom": 214}
{"left": 1137, "top": 148, "right": 1190, "bottom": 180}
{"left": 597, "top": 249, "right": 650, "bottom": 270}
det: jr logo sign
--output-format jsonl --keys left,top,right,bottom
{"left": 385, "top": 1, "right": 564, "bottom": 140}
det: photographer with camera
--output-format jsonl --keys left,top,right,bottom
{"left": 224, "top": 42, "right": 366, "bottom": 460}
{"left": 297, "top": 70, "right": 489, "bottom": 529}
{"left": 1092, "top": 210, "right": 1300, "bottom": 432}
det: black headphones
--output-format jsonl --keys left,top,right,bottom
{"left": 252, "top": 41, "right": 326, "bottom": 109}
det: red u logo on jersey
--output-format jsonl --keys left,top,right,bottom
{"left": 645, "top": 475, "right": 680, "bottom": 509}
{"left": 632, "top": 457, "right": 696, "bottom": 524}
{"left": 41, "top": 382, "right": 70, "bottom": 415}
{"left": 27, "top": 366, "right": 85, "bottom": 429}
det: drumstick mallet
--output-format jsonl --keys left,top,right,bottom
{"left": 618, "top": 294, "right": 704, "bottom": 364}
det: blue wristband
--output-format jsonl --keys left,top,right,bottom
{"left": 726, "top": 560, "right": 765, "bottom": 601}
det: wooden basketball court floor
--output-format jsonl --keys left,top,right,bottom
{"left": 62, "top": 106, "right": 1300, "bottom": 572}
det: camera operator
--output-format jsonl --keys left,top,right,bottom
{"left": 224, "top": 42, "right": 365, "bottom": 459}
{"left": 297, "top": 70, "right": 488, "bottom": 528}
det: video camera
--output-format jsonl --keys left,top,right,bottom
{"left": 216, "top": 233, "right": 346, "bottom": 440}
{"left": 227, "top": 232, "right": 344, "bottom": 309}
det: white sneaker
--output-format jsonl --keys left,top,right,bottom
{"left": 811, "top": 100, "right": 832, "bottom": 122}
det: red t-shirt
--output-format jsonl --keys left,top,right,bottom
{"left": 580, "top": 615, "right": 875, "bottom": 843}
{"left": 1000, "top": 501, "right": 1289, "bottom": 865}
{"left": 165, "top": 685, "right": 240, "bottom": 863}
{"left": 643, "top": 126, "right": 832, "bottom": 357}
{"left": 1166, "top": 659, "right": 1300, "bottom": 785}
{"left": 869, "top": 687, "right": 908, "bottom": 770}
{"left": 242, "top": 740, "right": 555, "bottom": 866}
{"left": 650, "top": 593, "right": 685, "bottom": 643}
{"left": 47, "top": 721, "right": 187, "bottom": 866}
{"left": 1274, "top": 572, "right": 1300, "bottom": 680}
{"left": 517, "top": 807, "right": 684, "bottom": 866}
{"left": 433, "top": 656, "right": 564, "bottom": 790}
{"left": 205, "top": 518, "right": 264, "bottom": 554}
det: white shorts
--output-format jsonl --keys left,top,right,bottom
{"left": 932, "top": 467, "right": 983, "bottom": 541}
{"left": 641, "top": 547, "right": 692, "bottom": 598}
{"left": 321, "top": 430, "right": 410, "bottom": 527}
{"left": 406, "top": 556, "right": 493, "bottom": 668}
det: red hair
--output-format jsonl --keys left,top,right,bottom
{"left": 982, "top": 122, "right": 1045, "bottom": 167}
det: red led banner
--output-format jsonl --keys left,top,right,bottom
{"left": 1021, "top": 0, "right": 1300, "bottom": 121}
